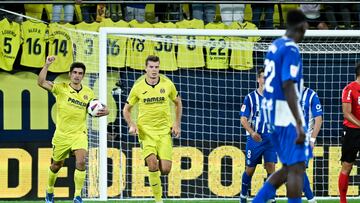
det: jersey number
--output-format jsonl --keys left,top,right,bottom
{"left": 85, "top": 38, "right": 93, "bottom": 55}
{"left": 264, "top": 59, "right": 275, "bottom": 93}
{"left": 131, "top": 38, "right": 145, "bottom": 52}
{"left": 107, "top": 39, "right": 120, "bottom": 56}
{"left": 3, "top": 37, "right": 12, "bottom": 54}
{"left": 154, "top": 35, "right": 173, "bottom": 52}
{"left": 53, "top": 39, "right": 68, "bottom": 56}
{"left": 26, "top": 38, "right": 41, "bottom": 55}
{"left": 209, "top": 38, "right": 226, "bottom": 56}
{"left": 186, "top": 36, "right": 196, "bottom": 51}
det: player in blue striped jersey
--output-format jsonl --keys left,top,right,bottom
{"left": 301, "top": 87, "right": 323, "bottom": 203}
{"left": 253, "top": 10, "right": 309, "bottom": 203}
{"left": 239, "top": 68, "right": 277, "bottom": 203}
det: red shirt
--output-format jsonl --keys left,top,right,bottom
{"left": 342, "top": 81, "right": 360, "bottom": 128}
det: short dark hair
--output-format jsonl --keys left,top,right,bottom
{"left": 356, "top": 63, "right": 360, "bottom": 78}
{"left": 257, "top": 67, "right": 264, "bottom": 78}
{"left": 145, "top": 55, "right": 160, "bottom": 66}
{"left": 70, "top": 62, "right": 86, "bottom": 73}
{"left": 286, "top": 9, "right": 306, "bottom": 29}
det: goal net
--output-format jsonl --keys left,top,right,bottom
{"left": 68, "top": 26, "right": 360, "bottom": 201}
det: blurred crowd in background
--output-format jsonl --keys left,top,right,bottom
{"left": 1, "top": 1, "right": 360, "bottom": 29}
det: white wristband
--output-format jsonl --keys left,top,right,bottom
{"left": 310, "top": 137, "right": 316, "bottom": 143}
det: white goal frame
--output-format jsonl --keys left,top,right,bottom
{"left": 97, "top": 28, "right": 360, "bottom": 201}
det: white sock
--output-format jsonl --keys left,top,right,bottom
{"left": 308, "top": 198, "right": 317, "bottom": 203}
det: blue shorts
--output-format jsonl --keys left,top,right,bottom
{"left": 245, "top": 134, "right": 278, "bottom": 167}
{"left": 271, "top": 125, "right": 310, "bottom": 166}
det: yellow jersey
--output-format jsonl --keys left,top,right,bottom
{"left": 24, "top": 4, "right": 44, "bottom": 20}
{"left": 229, "top": 22, "right": 260, "bottom": 70}
{"left": 21, "top": 20, "right": 48, "bottom": 68}
{"left": 153, "top": 22, "right": 177, "bottom": 71}
{"left": 75, "top": 22, "right": 100, "bottom": 73}
{"left": 127, "top": 74, "right": 178, "bottom": 136}
{"left": 205, "top": 22, "right": 229, "bottom": 69}
{"left": 0, "top": 19, "right": 21, "bottom": 71}
{"left": 51, "top": 82, "right": 95, "bottom": 137}
{"left": 175, "top": 19, "right": 205, "bottom": 68}
{"left": 99, "top": 18, "right": 129, "bottom": 68}
{"left": 126, "top": 20, "right": 154, "bottom": 70}
{"left": 48, "top": 23, "right": 74, "bottom": 73}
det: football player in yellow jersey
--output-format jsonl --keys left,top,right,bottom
{"left": 123, "top": 55, "right": 182, "bottom": 203}
{"left": 38, "top": 56, "right": 109, "bottom": 203}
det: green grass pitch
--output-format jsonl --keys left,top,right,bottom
{"left": 0, "top": 200, "right": 358, "bottom": 203}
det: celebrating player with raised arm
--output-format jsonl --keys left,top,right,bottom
{"left": 38, "top": 56, "right": 109, "bottom": 203}
{"left": 123, "top": 55, "right": 183, "bottom": 203}
{"left": 339, "top": 63, "right": 360, "bottom": 203}
{"left": 301, "top": 87, "right": 323, "bottom": 203}
{"left": 239, "top": 68, "right": 277, "bottom": 203}
{"left": 253, "top": 9, "right": 309, "bottom": 203}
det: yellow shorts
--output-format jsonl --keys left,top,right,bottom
{"left": 51, "top": 133, "right": 88, "bottom": 162}
{"left": 139, "top": 132, "right": 173, "bottom": 161}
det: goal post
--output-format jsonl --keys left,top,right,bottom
{"left": 95, "top": 28, "right": 360, "bottom": 201}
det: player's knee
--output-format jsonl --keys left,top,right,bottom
{"left": 51, "top": 162, "right": 63, "bottom": 172}
{"left": 147, "top": 160, "right": 159, "bottom": 171}
{"left": 160, "top": 165, "right": 171, "bottom": 175}
{"left": 341, "top": 162, "right": 353, "bottom": 174}
{"left": 76, "top": 159, "right": 86, "bottom": 170}
{"left": 245, "top": 167, "right": 255, "bottom": 177}
{"left": 264, "top": 163, "right": 276, "bottom": 174}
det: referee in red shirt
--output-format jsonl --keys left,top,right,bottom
{"left": 339, "top": 63, "right": 360, "bottom": 203}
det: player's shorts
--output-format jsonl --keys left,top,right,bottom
{"left": 271, "top": 125, "right": 310, "bottom": 166}
{"left": 139, "top": 131, "right": 173, "bottom": 161}
{"left": 341, "top": 126, "right": 360, "bottom": 163}
{"left": 245, "top": 134, "right": 277, "bottom": 167}
{"left": 51, "top": 132, "right": 88, "bottom": 162}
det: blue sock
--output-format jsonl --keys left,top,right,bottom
{"left": 241, "top": 172, "right": 252, "bottom": 197}
{"left": 267, "top": 173, "right": 276, "bottom": 200}
{"left": 303, "top": 172, "right": 314, "bottom": 200}
{"left": 288, "top": 197, "right": 302, "bottom": 203}
{"left": 252, "top": 182, "right": 276, "bottom": 203}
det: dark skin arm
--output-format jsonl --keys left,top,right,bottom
{"left": 343, "top": 102, "right": 360, "bottom": 127}
{"left": 283, "top": 80, "right": 305, "bottom": 144}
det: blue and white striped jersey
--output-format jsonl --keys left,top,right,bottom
{"left": 240, "top": 90, "right": 267, "bottom": 135}
{"left": 301, "top": 87, "right": 323, "bottom": 135}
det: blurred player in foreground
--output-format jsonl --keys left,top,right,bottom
{"left": 253, "top": 10, "right": 309, "bottom": 203}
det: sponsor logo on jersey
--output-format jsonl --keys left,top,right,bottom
{"left": 143, "top": 97, "right": 165, "bottom": 104}
{"left": 290, "top": 64, "right": 299, "bottom": 78}
{"left": 316, "top": 104, "right": 322, "bottom": 111}
{"left": 241, "top": 104, "right": 246, "bottom": 112}
{"left": 68, "top": 97, "right": 87, "bottom": 107}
